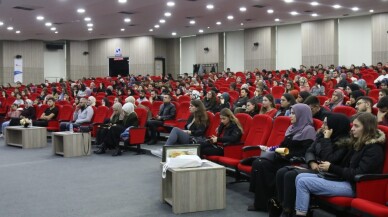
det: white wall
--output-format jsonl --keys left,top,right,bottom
{"left": 225, "top": 31, "right": 245, "bottom": 72}
{"left": 44, "top": 48, "right": 66, "bottom": 82}
{"left": 339, "top": 16, "right": 372, "bottom": 67}
{"left": 180, "top": 36, "right": 196, "bottom": 75}
{"left": 276, "top": 24, "right": 302, "bottom": 70}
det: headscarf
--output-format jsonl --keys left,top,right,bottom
{"left": 348, "top": 83, "right": 360, "bottom": 92}
{"left": 299, "top": 91, "right": 311, "bottom": 103}
{"left": 125, "top": 96, "right": 136, "bottom": 105}
{"left": 285, "top": 104, "right": 316, "bottom": 141}
{"left": 355, "top": 79, "right": 367, "bottom": 90}
{"left": 88, "top": 96, "right": 96, "bottom": 106}
{"left": 326, "top": 113, "right": 350, "bottom": 142}
{"left": 221, "top": 92, "right": 230, "bottom": 102}
{"left": 111, "top": 102, "right": 124, "bottom": 120}
{"left": 122, "top": 102, "right": 134, "bottom": 114}
{"left": 331, "top": 89, "right": 344, "bottom": 108}
{"left": 350, "top": 90, "right": 364, "bottom": 101}
{"left": 191, "top": 90, "right": 200, "bottom": 100}
{"left": 25, "top": 99, "right": 33, "bottom": 107}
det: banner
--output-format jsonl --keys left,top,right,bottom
{"left": 14, "top": 59, "right": 23, "bottom": 83}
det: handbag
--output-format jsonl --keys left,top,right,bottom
{"left": 317, "top": 171, "right": 344, "bottom": 181}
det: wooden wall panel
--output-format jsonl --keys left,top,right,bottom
{"left": 218, "top": 33, "right": 225, "bottom": 72}
{"left": 301, "top": 19, "right": 338, "bottom": 66}
{"left": 67, "top": 41, "right": 89, "bottom": 80}
{"left": 166, "top": 38, "right": 180, "bottom": 78}
{"left": 1, "top": 40, "right": 44, "bottom": 85}
{"left": 244, "top": 27, "right": 276, "bottom": 71}
{"left": 129, "top": 36, "right": 154, "bottom": 75}
{"left": 372, "top": 13, "right": 388, "bottom": 64}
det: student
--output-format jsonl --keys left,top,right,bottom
{"left": 274, "top": 93, "right": 296, "bottom": 118}
{"left": 59, "top": 98, "right": 94, "bottom": 131}
{"left": 33, "top": 98, "right": 58, "bottom": 127}
{"left": 294, "top": 113, "right": 385, "bottom": 216}
{"left": 323, "top": 89, "right": 344, "bottom": 111}
{"left": 259, "top": 94, "right": 278, "bottom": 118}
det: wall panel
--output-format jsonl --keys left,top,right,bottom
{"left": 372, "top": 13, "right": 388, "bottom": 64}
{"left": 196, "top": 33, "right": 219, "bottom": 64}
{"left": 277, "top": 24, "right": 302, "bottom": 70}
{"left": 181, "top": 36, "right": 196, "bottom": 75}
{"left": 67, "top": 41, "right": 89, "bottom": 80}
{"left": 166, "top": 38, "right": 180, "bottom": 78}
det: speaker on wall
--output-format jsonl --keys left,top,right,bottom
{"left": 15, "top": 55, "right": 22, "bottom": 59}
{"left": 83, "top": 51, "right": 89, "bottom": 55}
{"left": 253, "top": 42, "right": 259, "bottom": 47}
{"left": 204, "top": 47, "right": 209, "bottom": 52}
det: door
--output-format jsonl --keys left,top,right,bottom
{"left": 154, "top": 58, "right": 165, "bottom": 77}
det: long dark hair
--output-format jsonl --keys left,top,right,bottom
{"left": 351, "top": 113, "right": 379, "bottom": 151}
{"left": 191, "top": 100, "right": 209, "bottom": 127}
{"left": 220, "top": 108, "right": 243, "bottom": 133}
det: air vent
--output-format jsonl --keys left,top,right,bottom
{"left": 186, "top": 16, "right": 195, "bottom": 19}
{"left": 304, "top": 10, "right": 313, "bottom": 13}
{"left": 13, "top": 6, "right": 36, "bottom": 11}
{"left": 245, "top": 18, "right": 253, "bottom": 22}
{"left": 252, "top": 5, "right": 265, "bottom": 8}
{"left": 53, "top": 22, "right": 65, "bottom": 25}
{"left": 118, "top": 11, "right": 135, "bottom": 15}
{"left": 343, "top": 14, "right": 349, "bottom": 16}
{"left": 128, "top": 24, "right": 136, "bottom": 27}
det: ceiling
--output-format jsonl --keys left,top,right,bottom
{"left": 0, "top": 0, "right": 387, "bottom": 41}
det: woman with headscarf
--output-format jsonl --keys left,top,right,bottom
{"left": 217, "top": 92, "right": 231, "bottom": 111}
{"left": 345, "top": 83, "right": 360, "bottom": 96}
{"left": 94, "top": 102, "right": 139, "bottom": 156}
{"left": 94, "top": 102, "right": 124, "bottom": 148}
{"left": 247, "top": 104, "right": 316, "bottom": 212}
{"left": 88, "top": 96, "right": 96, "bottom": 107}
{"left": 296, "top": 91, "right": 311, "bottom": 103}
{"left": 324, "top": 89, "right": 344, "bottom": 110}
{"left": 336, "top": 73, "right": 349, "bottom": 89}
{"left": 274, "top": 113, "right": 351, "bottom": 217}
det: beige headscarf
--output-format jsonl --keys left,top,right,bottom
{"left": 125, "top": 96, "right": 136, "bottom": 106}
{"left": 88, "top": 96, "right": 96, "bottom": 106}
{"left": 111, "top": 102, "right": 124, "bottom": 120}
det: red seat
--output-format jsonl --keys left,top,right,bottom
{"left": 122, "top": 107, "right": 148, "bottom": 154}
{"left": 47, "top": 105, "right": 73, "bottom": 131}
{"left": 163, "top": 101, "right": 190, "bottom": 129}
{"left": 316, "top": 96, "right": 328, "bottom": 106}
{"left": 150, "top": 101, "right": 163, "bottom": 118}
{"left": 35, "top": 104, "right": 50, "bottom": 120}
{"left": 313, "top": 118, "right": 323, "bottom": 130}
{"left": 271, "top": 86, "right": 285, "bottom": 99}
{"left": 368, "top": 89, "right": 380, "bottom": 101}
{"left": 237, "top": 116, "right": 291, "bottom": 176}
{"left": 177, "top": 95, "right": 191, "bottom": 103}
{"left": 90, "top": 106, "right": 109, "bottom": 137}
{"left": 332, "top": 106, "right": 357, "bottom": 118}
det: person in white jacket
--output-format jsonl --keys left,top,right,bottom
{"left": 59, "top": 98, "right": 94, "bottom": 131}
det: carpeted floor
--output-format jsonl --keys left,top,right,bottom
{"left": 0, "top": 138, "right": 268, "bottom": 217}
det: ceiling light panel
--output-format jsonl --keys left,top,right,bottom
{"left": 167, "top": 2, "right": 175, "bottom": 7}
{"left": 333, "top": 5, "right": 341, "bottom": 9}
{"left": 118, "top": 0, "right": 127, "bottom": 3}
{"left": 311, "top": 2, "right": 319, "bottom": 6}
{"left": 240, "top": 7, "right": 247, "bottom": 12}
{"left": 267, "top": 9, "right": 274, "bottom": 14}
{"left": 164, "top": 12, "right": 171, "bottom": 17}
{"left": 227, "top": 15, "right": 234, "bottom": 20}
{"left": 290, "top": 11, "right": 299, "bottom": 15}
{"left": 352, "top": 7, "right": 359, "bottom": 11}
{"left": 84, "top": 17, "right": 91, "bottom": 22}
{"left": 189, "top": 20, "right": 195, "bottom": 24}
{"left": 206, "top": 4, "right": 214, "bottom": 9}
{"left": 36, "top": 16, "right": 44, "bottom": 20}
{"left": 77, "top": 8, "right": 85, "bottom": 13}
{"left": 284, "top": 0, "right": 294, "bottom": 3}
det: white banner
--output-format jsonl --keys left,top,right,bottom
{"left": 14, "top": 59, "right": 23, "bottom": 83}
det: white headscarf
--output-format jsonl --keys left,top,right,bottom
{"left": 122, "top": 102, "right": 134, "bottom": 114}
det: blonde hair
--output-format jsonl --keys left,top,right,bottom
{"left": 220, "top": 108, "right": 243, "bottom": 133}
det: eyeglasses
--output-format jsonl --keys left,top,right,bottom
{"left": 356, "top": 101, "right": 365, "bottom": 106}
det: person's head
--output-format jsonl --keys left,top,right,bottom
{"left": 112, "top": 102, "right": 123, "bottom": 116}
{"left": 262, "top": 94, "right": 275, "bottom": 109}
{"left": 315, "top": 77, "right": 323, "bottom": 86}
{"left": 88, "top": 96, "right": 96, "bottom": 106}
{"left": 325, "top": 113, "right": 350, "bottom": 141}
{"left": 355, "top": 96, "right": 373, "bottom": 113}
{"left": 286, "top": 81, "right": 294, "bottom": 90}
{"left": 122, "top": 102, "right": 134, "bottom": 115}
{"left": 331, "top": 89, "right": 344, "bottom": 104}
{"left": 349, "top": 90, "right": 365, "bottom": 106}
{"left": 303, "top": 96, "right": 321, "bottom": 116}
{"left": 280, "top": 93, "right": 296, "bottom": 109}
{"left": 355, "top": 79, "right": 367, "bottom": 90}
{"left": 289, "top": 104, "right": 313, "bottom": 126}
{"left": 381, "top": 80, "right": 388, "bottom": 89}
{"left": 377, "top": 96, "right": 388, "bottom": 114}
{"left": 297, "top": 91, "right": 311, "bottom": 103}
{"left": 114, "top": 97, "right": 121, "bottom": 104}
{"left": 25, "top": 99, "right": 33, "bottom": 108}
{"left": 219, "top": 108, "right": 243, "bottom": 133}
{"left": 139, "top": 90, "right": 146, "bottom": 98}
{"left": 351, "top": 112, "right": 379, "bottom": 151}
{"left": 102, "top": 97, "right": 110, "bottom": 107}
{"left": 11, "top": 103, "right": 18, "bottom": 110}
{"left": 150, "top": 90, "right": 158, "bottom": 98}
{"left": 379, "top": 89, "right": 388, "bottom": 101}
{"left": 163, "top": 94, "right": 172, "bottom": 103}
{"left": 190, "top": 90, "right": 200, "bottom": 100}
{"left": 254, "top": 87, "right": 263, "bottom": 96}
{"left": 15, "top": 92, "right": 22, "bottom": 99}
{"left": 240, "top": 88, "right": 249, "bottom": 98}
{"left": 47, "top": 98, "right": 55, "bottom": 107}
{"left": 190, "top": 99, "right": 208, "bottom": 125}
{"left": 246, "top": 99, "right": 259, "bottom": 113}
{"left": 206, "top": 90, "right": 215, "bottom": 100}
{"left": 79, "top": 98, "right": 88, "bottom": 109}
{"left": 333, "top": 70, "right": 339, "bottom": 78}
{"left": 346, "top": 83, "right": 360, "bottom": 94}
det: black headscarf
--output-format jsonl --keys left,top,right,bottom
{"left": 326, "top": 113, "right": 350, "bottom": 142}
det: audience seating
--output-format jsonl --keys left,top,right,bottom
{"left": 46, "top": 105, "right": 73, "bottom": 131}
{"left": 271, "top": 86, "right": 285, "bottom": 99}
{"left": 122, "top": 107, "right": 148, "bottom": 154}
{"left": 332, "top": 106, "right": 357, "bottom": 118}
{"left": 90, "top": 106, "right": 109, "bottom": 137}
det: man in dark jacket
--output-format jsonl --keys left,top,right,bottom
{"left": 304, "top": 96, "right": 331, "bottom": 121}
{"left": 146, "top": 94, "right": 176, "bottom": 144}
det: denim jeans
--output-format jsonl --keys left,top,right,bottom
{"left": 295, "top": 173, "right": 354, "bottom": 213}
{"left": 2, "top": 121, "right": 10, "bottom": 134}
{"left": 165, "top": 127, "right": 190, "bottom": 146}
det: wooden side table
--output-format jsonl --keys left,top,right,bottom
{"left": 5, "top": 126, "right": 47, "bottom": 149}
{"left": 52, "top": 132, "right": 91, "bottom": 157}
{"left": 161, "top": 160, "right": 226, "bottom": 214}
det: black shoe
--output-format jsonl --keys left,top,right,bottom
{"left": 148, "top": 139, "right": 157, "bottom": 145}
{"left": 94, "top": 148, "right": 105, "bottom": 154}
{"left": 247, "top": 205, "right": 259, "bottom": 212}
{"left": 112, "top": 148, "right": 122, "bottom": 156}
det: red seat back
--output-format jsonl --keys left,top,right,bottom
{"left": 271, "top": 86, "right": 285, "bottom": 99}
{"left": 235, "top": 113, "right": 253, "bottom": 142}
{"left": 206, "top": 112, "right": 220, "bottom": 137}
{"left": 266, "top": 116, "right": 291, "bottom": 147}
{"left": 368, "top": 89, "right": 380, "bottom": 101}
{"left": 150, "top": 101, "right": 163, "bottom": 117}
{"left": 313, "top": 118, "right": 323, "bottom": 130}
{"left": 332, "top": 106, "right": 357, "bottom": 118}
{"left": 177, "top": 95, "right": 191, "bottom": 103}
{"left": 244, "top": 114, "right": 273, "bottom": 146}
{"left": 93, "top": 106, "right": 109, "bottom": 124}
{"left": 36, "top": 104, "right": 49, "bottom": 119}
{"left": 135, "top": 107, "right": 148, "bottom": 127}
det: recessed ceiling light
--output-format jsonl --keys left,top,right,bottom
{"left": 121, "top": 28, "right": 125, "bottom": 31}
{"left": 149, "top": 29, "right": 153, "bottom": 32}
{"left": 0, "top": 22, "right": 4, "bottom": 26}
{"left": 352, "top": 7, "right": 359, "bottom": 11}
{"left": 154, "top": 24, "right": 160, "bottom": 28}
{"left": 87, "top": 23, "right": 93, "bottom": 27}
{"left": 7, "top": 26, "right": 13, "bottom": 30}
{"left": 36, "top": 16, "right": 44, "bottom": 21}
{"left": 159, "top": 19, "right": 166, "bottom": 23}
{"left": 84, "top": 17, "right": 91, "bottom": 22}
{"left": 240, "top": 23, "right": 244, "bottom": 26}
{"left": 267, "top": 9, "right": 274, "bottom": 14}
{"left": 206, "top": 4, "right": 214, "bottom": 9}
{"left": 227, "top": 15, "right": 234, "bottom": 20}
{"left": 88, "top": 28, "right": 93, "bottom": 31}
{"left": 333, "top": 4, "right": 341, "bottom": 9}
{"left": 55, "top": 31, "right": 58, "bottom": 34}
{"left": 164, "top": 12, "right": 171, "bottom": 17}
{"left": 172, "top": 32, "right": 177, "bottom": 36}
{"left": 216, "top": 21, "right": 221, "bottom": 25}
{"left": 45, "top": 22, "right": 52, "bottom": 27}
{"left": 312, "top": 13, "right": 318, "bottom": 17}
{"left": 275, "top": 18, "right": 280, "bottom": 22}
{"left": 124, "top": 18, "right": 131, "bottom": 23}
{"left": 311, "top": 2, "right": 319, "bottom": 6}
{"left": 369, "top": 9, "right": 374, "bottom": 13}
{"left": 118, "top": 0, "right": 127, "bottom": 3}
{"left": 16, "top": 30, "right": 20, "bottom": 34}
{"left": 50, "top": 27, "right": 56, "bottom": 31}
{"left": 167, "top": 1, "right": 175, "bottom": 7}
{"left": 284, "top": 0, "right": 294, "bottom": 3}
{"left": 189, "top": 20, "right": 195, "bottom": 24}
{"left": 240, "top": 7, "right": 247, "bottom": 12}
{"left": 77, "top": 8, "right": 85, "bottom": 13}
{"left": 199, "top": 29, "right": 204, "bottom": 33}
{"left": 207, "top": 26, "right": 210, "bottom": 29}
{"left": 290, "top": 11, "right": 299, "bottom": 15}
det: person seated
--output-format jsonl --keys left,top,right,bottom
{"left": 151, "top": 100, "right": 209, "bottom": 157}
{"left": 13, "top": 93, "right": 24, "bottom": 106}
{"left": 94, "top": 102, "right": 123, "bottom": 147}
{"left": 259, "top": 94, "right": 278, "bottom": 118}
{"left": 303, "top": 96, "right": 331, "bottom": 121}
{"left": 149, "top": 90, "right": 161, "bottom": 104}
{"left": 146, "top": 94, "right": 176, "bottom": 145}
{"left": 323, "top": 89, "right": 344, "bottom": 111}
{"left": 33, "top": 98, "right": 58, "bottom": 127}
{"left": 251, "top": 87, "right": 264, "bottom": 103}
{"left": 136, "top": 90, "right": 149, "bottom": 104}
{"left": 345, "top": 90, "right": 365, "bottom": 108}
{"left": 310, "top": 78, "right": 325, "bottom": 96}
{"left": 275, "top": 113, "right": 350, "bottom": 217}
{"left": 203, "top": 90, "right": 218, "bottom": 113}
{"left": 0, "top": 103, "right": 22, "bottom": 137}
{"left": 233, "top": 88, "right": 249, "bottom": 112}
{"left": 247, "top": 104, "right": 316, "bottom": 212}
{"left": 354, "top": 96, "right": 373, "bottom": 114}
{"left": 244, "top": 99, "right": 260, "bottom": 117}
{"left": 296, "top": 91, "right": 311, "bottom": 104}
{"left": 200, "top": 108, "right": 242, "bottom": 157}
{"left": 377, "top": 95, "right": 388, "bottom": 126}
{"left": 95, "top": 102, "right": 139, "bottom": 156}
{"left": 294, "top": 113, "right": 385, "bottom": 217}
{"left": 217, "top": 92, "right": 230, "bottom": 111}
{"left": 374, "top": 88, "right": 388, "bottom": 108}
{"left": 59, "top": 97, "right": 94, "bottom": 131}
{"left": 274, "top": 93, "right": 296, "bottom": 118}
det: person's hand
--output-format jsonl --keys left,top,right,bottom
{"left": 324, "top": 100, "right": 330, "bottom": 106}
{"left": 211, "top": 135, "right": 217, "bottom": 143}
{"left": 318, "top": 161, "right": 331, "bottom": 172}
{"left": 377, "top": 110, "right": 387, "bottom": 122}
{"left": 220, "top": 99, "right": 225, "bottom": 104}
{"left": 323, "top": 128, "right": 333, "bottom": 139}
{"left": 310, "top": 162, "right": 319, "bottom": 171}
{"left": 345, "top": 100, "right": 351, "bottom": 106}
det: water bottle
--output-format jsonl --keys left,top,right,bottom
{"left": 69, "top": 123, "right": 73, "bottom": 133}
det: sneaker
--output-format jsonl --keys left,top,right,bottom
{"left": 150, "top": 148, "right": 163, "bottom": 158}
{"left": 0, "top": 134, "right": 3, "bottom": 138}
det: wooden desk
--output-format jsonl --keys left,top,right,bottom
{"left": 52, "top": 132, "right": 91, "bottom": 157}
{"left": 161, "top": 160, "right": 226, "bottom": 214}
{"left": 5, "top": 126, "right": 47, "bottom": 149}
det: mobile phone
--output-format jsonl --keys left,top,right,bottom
{"left": 323, "top": 117, "right": 328, "bottom": 128}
